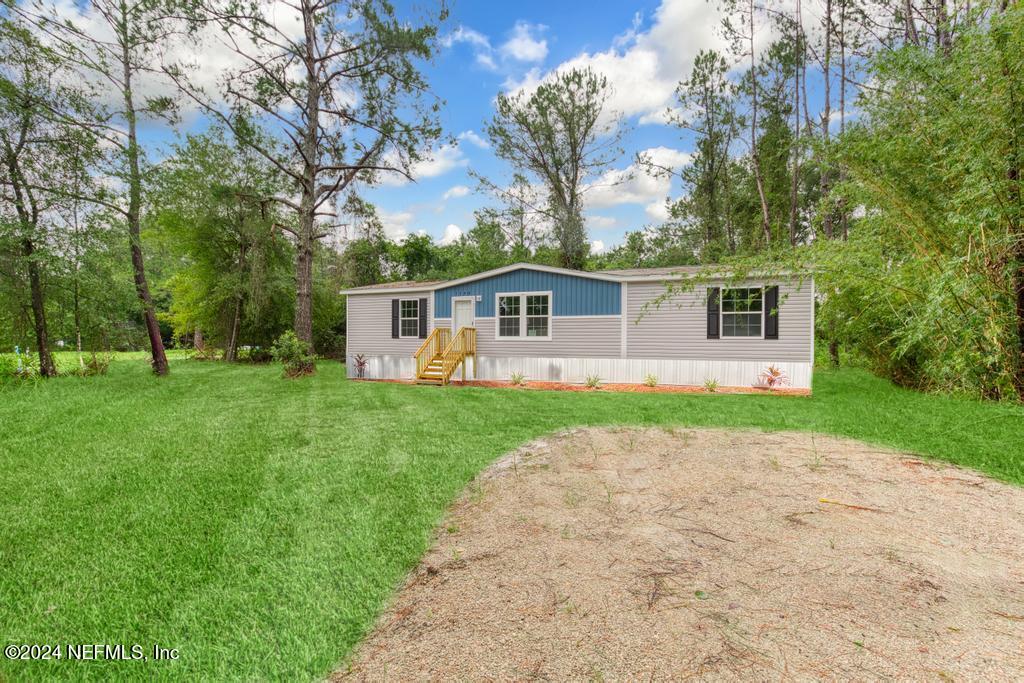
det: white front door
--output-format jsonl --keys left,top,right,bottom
{"left": 452, "top": 298, "right": 475, "bottom": 332}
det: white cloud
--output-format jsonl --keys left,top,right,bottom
{"left": 457, "top": 130, "right": 490, "bottom": 149}
{"left": 414, "top": 144, "right": 468, "bottom": 179}
{"left": 440, "top": 224, "right": 464, "bottom": 245}
{"left": 443, "top": 185, "right": 471, "bottom": 200}
{"left": 380, "top": 210, "right": 414, "bottom": 240}
{"left": 587, "top": 215, "right": 619, "bottom": 230}
{"left": 506, "top": 0, "right": 728, "bottom": 124}
{"left": 591, "top": 240, "right": 606, "bottom": 254}
{"left": 502, "top": 67, "right": 545, "bottom": 94}
{"left": 645, "top": 200, "right": 671, "bottom": 222}
{"left": 585, "top": 146, "right": 690, "bottom": 209}
{"left": 441, "top": 25, "right": 491, "bottom": 50}
{"left": 379, "top": 143, "right": 468, "bottom": 187}
{"left": 441, "top": 25, "right": 497, "bottom": 71}
{"left": 499, "top": 22, "right": 548, "bottom": 63}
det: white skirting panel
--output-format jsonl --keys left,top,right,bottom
{"left": 350, "top": 355, "right": 417, "bottom": 380}
{"left": 475, "top": 356, "right": 812, "bottom": 389}
{"left": 351, "top": 354, "right": 812, "bottom": 389}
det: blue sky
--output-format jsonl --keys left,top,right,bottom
{"left": 357, "top": 0, "right": 729, "bottom": 253}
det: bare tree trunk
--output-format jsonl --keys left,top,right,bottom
{"left": 23, "top": 238, "right": 56, "bottom": 377}
{"left": 293, "top": 1, "right": 320, "bottom": 350}
{"left": 905, "top": 0, "right": 921, "bottom": 45}
{"left": 2, "top": 130, "right": 55, "bottom": 377}
{"left": 193, "top": 328, "right": 204, "bottom": 351}
{"left": 789, "top": 0, "right": 803, "bottom": 246}
{"left": 839, "top": 0, "right": 849, "bottom": 240}
{"left": 226, "top": 295, "right": 242, "bottom": 362}
{"left": 72, "top": 201, "right": 84, "bottom": 367}
{"left": 821, "top": 0, "right": 834, "bottom": 239}
{"left": 120, "top": 9, "right": 168, "bottom": 376}
{"left": 748, "top": 0, "right": 772, "bottom": 245}
{"left": 934, "top": 0, "right": 952, "bottom": 56}
{"left": 829, "top": 339, "right": 840, "bottom": 367}
{"left": 998, "top": 5, "right": 1024, "bottom": 397}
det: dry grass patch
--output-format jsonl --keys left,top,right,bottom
{"left": 337, "top": 428, "right": 1024, "bottom": 681}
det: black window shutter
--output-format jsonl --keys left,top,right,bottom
{"left": 707, "top": 287, "right": 720, "bottom": 339}
{"left": 391, "top": 299, "right": 399, "bottom": 339}
{"left": 418, "top": 297, "right": 428, "bottom": 338}
{"left": 765, "top": 286, "right": 779, "bottom": 339}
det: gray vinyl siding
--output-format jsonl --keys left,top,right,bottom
{"left": 436, "top": 316, "right": 621, "bottom": 358}
{"left": 625, "top": 279, "right": 813, "bottom": 362}
{"left": 345, "top": 292, "right": 432, "bottom": 357}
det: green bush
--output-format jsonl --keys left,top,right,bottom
{"left": 271, "top": 331, "right": 315, "bottom": 378}
{"left": 238, "top": 347, "right": 273, "bottom": 364}
{"left": 68, "top": 353, "right": 111, "bottom": 377}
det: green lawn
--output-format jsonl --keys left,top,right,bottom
{"left": 1, "top": 358, "right": 1021, "bottom": 681}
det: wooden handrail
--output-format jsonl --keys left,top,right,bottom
{"left": 438, "top": 326, "right": 476, "bottom": 384}
{"left": 414, "top": 327, "right": 450, "bottom": 378}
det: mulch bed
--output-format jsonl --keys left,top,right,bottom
{"left": 352, "top": 377, "right": 810, "bottom": 396}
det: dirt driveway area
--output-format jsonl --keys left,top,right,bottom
{"left": 337, "top": 428, "right": 1024, "bottom": 681}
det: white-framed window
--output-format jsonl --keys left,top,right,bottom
{"left": 721, "top": 287, "right": 764, "bottom": 338}
{"left": 495, "top": 291, "right": 552, "bottom": 340}
{"left": 399, "top": 299, "right": 420, "bottom": 338}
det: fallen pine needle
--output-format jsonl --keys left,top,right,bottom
{"left": 991, "top": 610, "right": 1024, "bottom": 621}
{"left": 819, "top": 498, "right": 886, "bottom": 513}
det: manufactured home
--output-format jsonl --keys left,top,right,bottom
{"left": 342, "top": 263, "right": 814, "bottom": 390}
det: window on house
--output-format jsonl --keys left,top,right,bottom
{"left": 526, "top": 295, "right": 549, "bottom": 337}
{"left": 497, "top": 292, "right": 551, "bottom": 339}
{"left": 721, "top": 287, "right": 763, "bottom": 337}
{"left": 498, "top": 296, "right": 521, "bottom": 337}
{"left": 399, "top": 299, "right": 419, "bottom": 337}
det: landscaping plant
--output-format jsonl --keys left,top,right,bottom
{"left": 758, "top": 365, "right": 789, "bottom": 389}
{"left": 352, "top": 354, "right": 369, "bottom": 379}
{"left": 271, "top": 331, "right": 315, "bottom": 378}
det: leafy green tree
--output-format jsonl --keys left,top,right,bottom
{"left": 820, "top": 4, "right": 1024, "bottom": 398}
{"left": 0, "top": 17, "right": 96, "bottom": 375}
{"left": 651, "top": 49, "right": 738, "bottom": 262}
{"left": 150, "top": 130, "right": 292, "bottom": 360}
{"left": 485, "top": 67, "right": 624, "bottom": 269}
{"left": 169, "top": 0, "right": 445, "bottom": 352}
{"left": 7, "top": 0, "right": 205, "bottom": 375}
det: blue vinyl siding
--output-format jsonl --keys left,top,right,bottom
{"left": 434, "top": 269, "right": 621, "bottom": 318}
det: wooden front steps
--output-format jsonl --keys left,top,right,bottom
{"left": 413, "top": 326, "right": 477, "bottom": 385}
{"left": 415, "top": 356, "right": 447, "bottom": 385}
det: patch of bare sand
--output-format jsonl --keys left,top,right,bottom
{"left": 335, "top": 429, "right": 1024, "bottom": 681}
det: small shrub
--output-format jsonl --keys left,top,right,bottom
{"left": 584, "top": 374, "right": 601, "bottom": 389}
{"left": 2, "top": 349, "right": 38, "bottom": 381}
{"left": 351, "top": 353, "right": 369, "bottom": 379}
{"left": 0, "top": 355, "right": 19, "bottom": 383}
{"left": 703, "top": 377, "right": 719, "bottom": 393}
{"left": 757, "top": 365, "right": 789, "bottom": 389}
{"left": 643, "top": 373, "right": 658, "bottom": 387}
{"left": 241, "top": 347, "right": 273, "bottom": 364}
{"left": 192, "top": 346, "right": 222, "bottom": 362}
{"left": 509, "top": 371, "right": 526, "bottom": 386}
{"left": 69, "top": 353, "right": 111, "bottom": 377}
{"left": 271, "top": 331, "right": 315, "bottom": 378}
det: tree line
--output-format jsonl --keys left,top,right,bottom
{"left": 1, "top": 0, "right": 1022, "bottom": 400}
